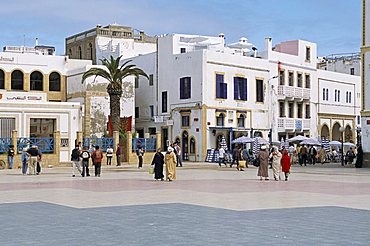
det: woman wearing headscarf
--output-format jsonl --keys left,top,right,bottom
{"left": 319, "top": 146, "right": 327, "bottom": 164}
{"left": 151, "top": 148, "right": 165, "bottom": 181}
{"left": 257, "top": 145, "right": 269, "bottom": 180}
{"left": 165, "top": 146, "right": 177, "bottom": 181}
{"left": 270, "top": 147, "right": 282, "bottom": 181}
{"left": 281, "top": 149, "right": 291, "bottom": 181}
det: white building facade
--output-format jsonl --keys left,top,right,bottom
{"left": 131, "top": 34, "right": 361, "bottom": 162}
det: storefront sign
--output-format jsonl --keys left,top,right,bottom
{"left": 0, "top": 56, "right": 14, "bottom": 62}
{"left": 0, "top": 92, "right": 47, "bottom": 102}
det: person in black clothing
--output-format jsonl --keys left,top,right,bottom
{"left": 80, "top": 146, "right": 91, "bottom": 177}
{"left": 151, "top": 148, "right": 165, "bottom": 180}
{"left": 309, "top": 146, "right": 317, "bottom": 165}
{"left": 355, "top": 145, "right": 363, "bottom": 168}
{"left": 230, "top": 145, "right": 242, "bottom": 170}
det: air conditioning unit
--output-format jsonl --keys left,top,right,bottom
{"left": 153, "top": 116, "right": 164, "bottom": 123}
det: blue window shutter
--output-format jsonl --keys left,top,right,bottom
{"left": 180, "top": 78, "right": 184, "bottom": 99}
{"left": 243, "top": 78, "right": 248, "bottom": 100}
{"left": 234, "top": 77, "right": 238, "bottom": 100}
{"left": 223, "top": 83, "right": 227, "bottom": 99}
{"left": 216, "top": 74, "right": 221, "bottom": 98}
{"left": 188, "top": 77, "right": 191, "bottom": 99}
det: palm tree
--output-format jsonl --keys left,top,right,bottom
{"left": 82, "top": 55, "right": 148, "bottom": 133}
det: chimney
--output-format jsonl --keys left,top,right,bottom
{"left": 265, "top": 37, "right": 272, "bottom": 51}
{"left": 35, "top": 38, "right": 39, "bottom": 46}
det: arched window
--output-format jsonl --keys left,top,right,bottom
{"left": 237, "top": 114, "right": 245, "bottom": 128}
{"left": 30, "top": 71, "right": 43, "bottom": 91}
{"left": 78, "top": 46, "right": 82, "bottom": 59}
{"left": 216, "top": 113, "right": 225, "bottom": 126}
{"left": 89, "top": 43, "right": 93, "bottom": 60}
{"left": 49, "top": 72, "right": 61, "bottom": 91}
{"left": 190, "top": 137, "right": 195, "bottom": 154}
{"left": 11, "top": 70, "right": 24, "bottom": 90}
{"left": 0, "top": 70, "right": 4, "bottom": 89}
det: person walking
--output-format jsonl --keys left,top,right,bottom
{"left": 241, "top": 147, "right": 249, "bottom": 168}
{"left": 93, "top": 145, "right": 103, "bottom": 177}
{"left": 151, "top": 148, "right": 164, "bottom": 181}
{"left": 281, "top": 149, "right": 291, "bottom": 181}
{"left": 116, "top": 144, "right": 121, "bottom": 166}
{"left": 257, "top": 145, "right": 269, "bottom": 180}
{"left": 106, "top": 145, "right": 113, "bottom": 165}
{"left": 319, "top": 146, "right": 327, "bottom": 164}
{"left": 36, "top": 146, "right": 42, "bottom": 175}
{"left": 71, "top": 145, "right": 81, "bottom": 177}
{"left": 7, "top": 145, "right": 15, "bottom": 169}
{"left": 300, "top": 145, "right": 308, "bottom": 166}
{"left": 27, "top": 145, "right": 39, "bottom": 175}
{"left": 89, "top": 145, "right": 95, "bottom": 167}
{"left": 21, "top": 147, "right": 29, "bottom": 175}
{"left": 218, "top": 145, "right": 227, "bottom": 167}
{"left": 346, "top": 147, "right": 355, "bottom": 165}
{"left": 80, "top": 146, "right": 90, "bottom": 177}
{"left": 309, "top": 145, "right": 317, "bottom": 165}
{"left": 174, "top": 143, "right": 183, "bottom": 167}
{"left": 136, "top": 145, "right": 144, "bottom": 169}
{"left": 270, "top": 147, "right": 282, "bottom": 181}
{"left": 230, "top": 145, "right": 242, "bottom": 170}
{"left": 355, "top": 145, "right": 363, "bottom": 168}
{"left": 288, "top": 143, "right": 296, "bottom": 165}
{"left": 165, "top": 146, "right": 177, "bottom": 181}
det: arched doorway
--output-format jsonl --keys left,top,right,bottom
{"left": 182, "top": 131, "right": 189, "bottom": 161}
{"left": 332, "top": 123, "right": 341, "bottom": 141}
{"left": 345, "top": 125, "right": 353, "bottom": 142}
{"left": 321, "top": 124, "right": 330, "bottom": 139}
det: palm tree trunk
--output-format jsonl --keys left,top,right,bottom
{"left": 110, "top": 93, "right": 121, "bottom": 133}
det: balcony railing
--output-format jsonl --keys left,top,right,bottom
{"left": 277, "top": 118, "right": 310, "bottom": 132}
{"left": 277, "top": 85, "right": 310, "bottom": 100}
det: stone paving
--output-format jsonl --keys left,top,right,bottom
{"left": 1, "top": 162, "right": 370, "bottom": 245}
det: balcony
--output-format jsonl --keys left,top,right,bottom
{"left": 277, "top": 85, "right": 310, "bottom": 100}
{"left": 277, "top": 118, "right": 310, "bottom": 132}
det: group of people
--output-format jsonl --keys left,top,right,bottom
{"left": 70, "top": 143, "right": 122, "bottom": 177}
{"left": 149, "top": 142, "right": 183, "bottom": 182}
{"left": 20, "top": 145, "right": 43, "bottom": 175}
{"left": 257, "top": 145, "right": 291, "bottom": 181}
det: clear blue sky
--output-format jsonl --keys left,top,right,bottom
{"left": 0, "top": 0, "right": 361, "bottom": 56}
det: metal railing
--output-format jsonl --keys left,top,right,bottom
{"left": 0, "top": 138, "right": 12, "bottom": 154}
{"left": 83, "top": 138, "right": 114, "bottom": 152}
{"left": 17, "top": 137, "right": 54, "bottom": 153}
{"left": 132, "top": 138, "right": 156, "bottom": 152}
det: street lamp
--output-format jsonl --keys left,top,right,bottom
{"left": 339, "top": 126, "right": 345, "bottom": 166}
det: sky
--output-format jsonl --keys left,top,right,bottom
{"left": 0, "top": 0, "right": 361, "bottom": 56}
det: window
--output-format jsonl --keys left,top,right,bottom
{"left": 89, "top": 43, "right": 93, "bottom": 60}
{"left": 11, "top": 70, "right": 24, "bottom": 90}
{"left": 49, "top": 72, "right": 61, "bottom": 91}
{"left": 0, "top": 70, "right": 4, "bottom": 89}
{"left": 30, "top": 118, "right": 55, "bottom": 138}
{"left": 288, "top": 102, "right": 294, "bottom": 118}
{"left": 326, "top": 89, "right": 329, "bottom": 101}
{"left": 149, "top": 74, "right": 154, "bottom": 86}
{"left": 256, "top": 79, "right": 264, "bottom": 102}
{"left": 322, "top": 88, "right": 326, "bottom": 101}
{"left": 216, "top": 113, "right": 225, "bottom": 126}
{"left": 338, "top": 90, "right": 341, "bottom": 101}
{"left": 180, "top": 48, "right": 186, "bottom": 53}
{"left": 297, "top": 73, "right": 302, "bottom": 87}
{"left": 350, "top": 68, "right": 355, "bottom": 75}
{"left": 149, "top": 105, "right": 154, "bottom": 117}
{"left": 237, "top": 114, "right": 245, "bottom": 128}
{"left": 216, "top": 74, "right": 227, "bottom": 99}
{"left": 234, "top": 77, "right": 247, "bottom": 100}
{"left": 162, "top": 91, "right": 167, "bottom": 113}
{"left": 358, "top": 116, "right": 361, "bottom": 125}
{"left": 135, "top": 107, "right": 139, "bottom": 118}
{"left": 305, "top": 104, "right": 310, "bottom": 119}
{"left": 297, "top": 103, "right": 302, "bottom": 118}
{"left": 148, "top": 127, "right": 156, "bottom": 135}
{"left": 135, "top": 76, "right": 139, "bottom": 88}
{"left": 190, "top": 137, "right": 195, "bottom": 154}
{"left": 349, "top": 92, "right": 352, "bottom": 103}
{"left": 30, "top": 71, "right": 43, "bottom": 91}
{"left": 182, "top": 115, "right": 190, "bottom": 127}
{"left": 306, "top": 46, "right": 311, "bottom": 61}
{"left": 0, "top": 118, "right": 15, "bottom": 138}
{"left": 180, "top": 77, "right": 191, "bottom": 99}
{"left": 279, "top": 102, "right": 285, "bottom": 117}
{"left": 78, "top": 46, "right": 82, "bottom": 59}
{"left": 279, "top": 70, "right": 285, "bottom": 85}
{"left": 335, "top": 89, "right": 337, "bottom": 102}
{"left": 305, "top": 74, "right": 310, "bottom": 88}
{"left": 346, "top": 92, "right": 348, "bottom": 103}
{"left": 288, "top": 72, "right": 294, "bottom": 86}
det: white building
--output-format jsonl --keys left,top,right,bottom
{"left": 130, "top": 33, "right": 361, "bottom": 162}
{"left": 317, "top": 53, "right": 360, "bottom": 76}
{"left": 0, "top": 46, "right": 91, "bottom": 163}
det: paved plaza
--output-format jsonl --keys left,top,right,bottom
{"left": 1, "top": 162, "right": 370, "bottom": 245}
